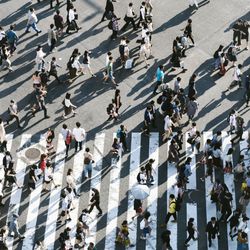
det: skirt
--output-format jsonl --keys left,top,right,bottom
{"left": 64, "top": 106, "right": 72, "bottom": 116}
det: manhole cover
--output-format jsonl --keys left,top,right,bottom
{"left": 25, "top": 148, "right": 41, "bottom": 160}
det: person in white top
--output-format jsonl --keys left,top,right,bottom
{"left": 0, "top": 118, "right": 6, "bottom": 147}
{"left": 229, "top": 110, "right": 237, "bottom": 134}
{"left": 72, "top": 122, "right": 86, "bottom": 152}
{"left": 57, "top": 194, "right": 71, "bottom": 224}
{"left": 66, "top": 6, "right": 80, "bottom": 33}
{"left": 137, "top": 2, "right": 146, "bottom": 28}
{"left": 121, "top": 2, "right": 137, "bottom": 31}
{"left": 163, "top": 115, "right": 173, "bottom": 142}
{"left": 43, "top": 164, "right": 59, "bottom": 192}
{"left": 227, "top": 64, "right": 243, "bottom": 91}
{"left": 138, "top": 41, "right": 150, "bottom": 68}
{"left": 188, "top": 0, "right": 199, "bottom": 9}
{"left": 35, "top": 45, "right": 45, "bottom": 72}
{"left": 62, "top": 92, "right": 77, "bottom": 119}
{"left": 83, "top": 148, "right": 94, "bottom": 179}
{"left": 25, "top": 8, "right": 41, "bottom": 34}
{"left": 66, "top": 168, "right": 80, "bottom": 197}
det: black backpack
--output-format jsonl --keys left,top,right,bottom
{"left": 108, "top": 21, "right": 113, "bottom": 30}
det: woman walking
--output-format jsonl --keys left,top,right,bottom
{"left": 62, "top": 93, "right": 77, "bottom": 119}
{"left": 82, "top": 50, "right": 96, "bottom": 77}
{"left": 114, "top": 89, "right": 122, "bottom": 115}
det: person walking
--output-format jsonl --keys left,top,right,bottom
{"left": 54, "top": 10, "right": 64, "bottom": 37}
{"left": 140, "top": 211, "right": 152, "bottom": 240}
{"left": 88, "top": 188, "right": 102, "bottom": 217}
{"left": 110, "top": 14, "right": 120, "bottom": 40}
{"left": 0, "top": 44, "right": 13, "bottom": 72}
{"left": 61, "top": 124, "right": 72, "bottom": 158}
{"left": 66, "top": 5, "right": 80, "bottom": 34}
{"left": 101, "top": 0, "right": 115, "bottom": 22}
{"left": 35, "top": 45, "right": 45, "bottom": 72}
{"left": 206, "top": 217, "right": 220, "bottom": 248}
{"left": 25, "top": 8, "right": 42, "bottom": 35}
{"left": 8, "top": 213, "right": 25, "bottom": 240}
{"left": 116, "top": 124, "right": 128, "bottom": 151}
{"left": 103, "top": 56, "right": 117, "bottom": 86}
{"left": 142, "top": 106, "right": 153, "bottom": 136}
{"left": 48, "top": 57, "right": 62, "bottom": 83}
{"left": 121, "top": 2, "right": 137, "bottom": 32}
{"left": 62, "top": 92, "right": 77, "bottom": 118}
{"left": 186, "top": 97, "right": 198, "bottom": 122}
{"left": 0, "top": 118, "right": 6, "bottom": 152}
{"left": 184, "top": 19, "right": 195, "bottom": 46}
{"left": 47, "top": 24, "right": 57, "bottom": 53}
{"left": 153, "top": 65, "right": 164, "bottom": 95}
{"left": 72, "top": 122, "right": 86, "bottom": 153}
{"left": 188, "top": 73, "right": 197, "bottom": 99}
{"left": 114, "top": 89, "right": 122, "bottom": 115}
{"left": 6, "top": 100, "right": 22, "bottom": 128}
{"left": 83, "top": 148, "right": 94, "bottom": 179}
{"left": 81, "top": 50, "right": 96, "bottom": 77}
{"left": 66, "top": 168, "right": 80, "bottom": 197}
{"left": 245, "top": 75, "right": 250, "bottom": 107}
{"left": 164, "top": 194, "right": 177, "bottom": 224}
{"left": 227, "top": 64, "right": 243, "bottom": 91}
{"left": 137, "top": 1, "right": 146, "bottom": 28}
{"left": 184, "top": 218, "right": 198, "bottom": 247}
{"left": 6, "top": 25, "right": 18, "bottom": 56}
{"left": 50, "top": 0, "right": 60, "bottom": 9}
{"left": 161, "top": 229, "right": 172, "bottom": 250}
{"left": 37, "top": 88, "right": 50, "bottom": 119}
{"left": 0, "top": 226, "right": 8, "bottom": 250}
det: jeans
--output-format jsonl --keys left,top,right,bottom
{"left": 25, "top": 23, "right": 40, "bottom": 33}
{"left": 74, "top": 141, "right": 83, "bottom": 152}
{"left": 84, "top": 163, "right": 93, "bottom": 178}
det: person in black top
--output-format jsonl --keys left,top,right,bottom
{"left": 184, "top": 217, "right": 197, "bottom": 246}
{"left": 132, "top": 199, "right": 143, "bottom": 220}
{"left": 188, "top": 74, "right": 197, "bottom": 99}
{"left": 206, "top": 217, "right": 219, "bottom": 247}
{"left": 117, "top": 124, "right": 128, "bottom": 151}
{"left": 50, "top": 0, "right": 60, "bottom": 9}
{"left": 48, "top": 57, "right": 61, "bottom": 83}
{"left": 101, "top": 0, "right": 115, "bottom": 22}
{"left": 53, "top": 10, "right": 64, "bottom": 37}
{"left": 88, "top": 188, "right": 102, "bottom": 216}
{"left": 28, "top": 165, "right": 38, "bottom": 192}
{"left": 185, "top": 19, "right": 195, "bottom": 46}
{"left": 145, "top": 158, "right": 155, "bottom": 184}
{"left": 161, "top": 229, "right": 172, "bottom": 250}
{"left": 232, "top": 19, "right": 242, "bottom": 46}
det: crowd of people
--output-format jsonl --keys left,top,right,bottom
{"left": 0, "top": 0, "right": 250, "bottom": 249}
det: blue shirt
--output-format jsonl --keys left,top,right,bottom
{"left": 6, "top": 30, "right": 18, "bottom": 43}
{"left": 156, "top": 67, "right": 164, "bottom": 82}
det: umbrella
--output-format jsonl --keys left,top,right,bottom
{"left": 131, "top": 185, "right": 150, "bottom": 200}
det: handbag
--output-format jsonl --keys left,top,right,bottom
{"left": 125, "top": 58, "right": 133, "bottom": 69}
{"left": 65, "top": 131, "right": 72, "bottom": 145}
{"left": 84, "top": 157, "right": 91, "bottom": 165}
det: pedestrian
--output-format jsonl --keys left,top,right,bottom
{"left": 106, "top": 101, "right": 118, "bottom": 121}
{"left": 137, "top": 167, "right": 147, "bottom": 184}
{"left": 101, "top": 0, "right": 115, "bottom": 22}
{"left": 66, "top": 168, "right": 79, "bottom": 196}
{"left": 241, "top": 20, "right": 250, "bottom": 50}
{"left": 6, "top": 25, "right": 18, "bottom": 55}
{"left": 83, "top": 148, "right": 94, "bottom": 179}
{"left": 153, "top": 65, "right": 164, "bottom": 95}
{"left": 28, "top": 164, "right": 38, "bottom": 192}
{"left": 45, "top": 128, "right": 55, "bottom": 155}
{"left": 142, "top": 106, "right": 153, "bottom": 136}
{"left": 227, "top": 64, "right": 243, "bottom": 91}
{"left": 184, "top": 217, "right": 198, "bottom": 247}
{"left": 0, "top": 226, "right": 8, "bottom": 250}
{"left": 116, "top": 220, "right": 132, "bottom": 247}
{"left": 245, "top": 75, "right": 250, "bottom": 107}
{"left": 78, "top": 209, "right": 91, "bottom": 236}
{"left": 167, "top": 139, "right": 179, "bottom": 165}
{"left": 72, "top": 122, "right": 85, "bottom": 153}
{"left": 137, "top": 1, "right": 146, "bottom": 28}
{"left": 184, "top": 19, "right": 195, "bottom": 46}
{"left": 87, "top": 242, "right": 97, "bottom": 250}
{"left": 186, "top": 97, "right": 198, "bottom": 122}
{"left": 25, "top": 8, "right": 42, "bottom": 35}
{"left": 6, "top": 100, "right": 22, "bottom": 129}
{"left": 66, "top": 5, "right": 80, "bottom": 34}
{"left": 57, "top": 193, "right": 71, "bottom": 223}
{"left": 121, "top": 2, "right": 137, "bottom": 32}
{"left": 164, "top": 194, "right": 177, "bottom": 224}
{"left": 114, "top": 89, "right": 122, "bottom": 115}
{"left": 188, "top": 0, "right": 198, "bottom": 9}
{"left": 0, "top": 44, "right": 13, "bottom": 72}
{"left": 237, "top": 231, "right": 248, "bottom": 250}
{"left": 206, "top": 217, "right": 220, "bottom": 247}
{"left": 213, "top": 45, "right": 224, "bottom": 70}
{"left": 0, "top": 118, "right": 6, "bottom": 152}
{"left": 37, "top": 88, "right": 50, "bottom": 119}
{"left": 219, "top": 189, "right": 233, "bottom": 222}
{"left": 47, "top": 24, "right": 57, "bottom": 53}
{"left": 62, "top": 92, "right": 77, "bottom": 118}
{"left": 103, "top": 56, "right": 117, "bottom": 86}
{"left": 116, "top": 124, "right": 128, "bottom": 151}
{"left": 162, "top": 115, "right": 173, "bottom": 142}
{"left": 212, "top": 143, "right": 223, "bottom": 170}
{"left": 35, "top": 45, "right": 45, "bottom": 72}
{"left": 0, "top": 179, "right": 4, "bottom": 206}
{"left": 145, "top": 158, "right": 155, "bottom": 184}
{"left": 0, "top": 26, "right": 6, "bottom": 47}
{"left": 224, "top": 147, "right": 233, "bottom": 173}
{"left": 43, "top": 161, "right": 59, "bottom": 192}
{"left": 61, "top": 124, "right": 72, "bottom": 158}
{"left": 8, "top": 213, "right": 25, "bottom": 240}
{"left": 140, "top": 211, "right": 152, "bottom": 240}
{"left": 188, "top": 73, "right": 197, "bottom": 99}
{"left": 137, "top": 40, "right": 150, "bottom": 68}
{"left": 132, "top": 199, "right": 143, "bottom": 220}
{"left": 81, "top": 50, "right": 96, "bottom": 77}
{"left": 53, "top": 10, "right": 64, "bottom": 37}
{"left": 110, "top": 14, "right": 120, "bottom": 40}
{"left": 226, "top": 42, "right": 238, "bottom": 67}
{"left": 231, "top": 116, "right": 244, "bottom": 144}
{"left": 228, "top": 208, "right": 241, "bottom": 238}
{"left": 200, "top": 155, "right": 214, "bottom": 183}
{"left": 232, "top": 20, "right": 242, "bottom": 46}
{"left": 48, "top": 57, "right": 61, "bottom": 83}
{"left": 50, "top": 0, "right": 60, "bottom": 9}
{"left": 161, "top": 229, "right": 172, "bottom": 250}
{"left": 87, "top": 188, "right": 102, "bottom": 217}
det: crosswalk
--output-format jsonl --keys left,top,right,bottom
{"left": 0, "top": 130, "right": 249, "bottom": 250}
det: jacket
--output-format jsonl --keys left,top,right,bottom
{"left": 168, "top": 199, "right": 176, "bottom": 214}
{"left": 206, "top": 221, "right": 219, "bottom": 234}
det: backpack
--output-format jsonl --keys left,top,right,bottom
{"left": 137, "top": 172, "right": 141, "bottom": 183}
{"left": 119, "top": 44, "right": 125, "bottom": 56}
{"left": 108, "top": 21, "right": 113, "bottom": 30}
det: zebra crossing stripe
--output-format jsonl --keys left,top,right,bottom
{"left": 166, "top": 140, "right": 178, "bottom": 250}
{"left": 186, "top": 203, "right": 198, "bottom": 249}
{"left": 239, "top": 131, "right": 250, "bottom": 250}
{"left": 203, "top": 131, "right": 218, "bottom": 249}
{"left": 185, "top": 132, "right": 197, "bottom": 190}
{"left": 44, "top": 134, "right": 66, "bottom": 250}
{"left": 86, "top": 133, "right": 105, "bottom": 246}
{"left": 6, "top": 134, "right": 32, "bottom": 250}
{"left": 67, "top": 140, "right": 85, "bottom": 246}
{"left": 146, "top": 132, "right": 159, "bottom": 250}
{"left": 104, "top": 133, "right": 122, "bottom": 249}
{"left": 22, "top": 135, "right": 46, "bottom": 249}
{"left": 127, "top": 133, "right": 141, "bottom": 246}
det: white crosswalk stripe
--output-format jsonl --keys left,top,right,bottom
{"left": 2, "top": 131, "right": 249, "bottom": 250}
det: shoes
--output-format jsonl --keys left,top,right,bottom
{"left": 97, "top": 213, "right": 102, "bottom": 217}
{"left": 18, "top": 125, "right": 23, "bottom": 129}
{"left": 184, "top": 243, "right": 190, "bottom": 247}
{"left": 65, "top": 218, "right": 72, "bottom": 222}
{"left": 44, "top": 115, "right": 50, "bottom": 119}
{"left": 140, "top": 236, "right": 146, "bottom": 240}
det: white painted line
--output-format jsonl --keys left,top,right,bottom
{"left": 44, "top": 134, "right": 66, "bottom": 250}
{"left": 6, "top": 134, "right": 32, "bottom": 250}
{"left": 86, "top": 133, "right": 105, "bottom": 246}
{"left": 186, "top": 203, "right": 198, "bottom": 249}
{"left": 185, "top": 132, "right": 197, "bottom": 190}
{"left": 166, "top": 140, "right": 178, "bottom": 250}
{"left": 67, "top": 140, "right": 85, "bottom": 247}
{"left": 203, "top": 131, "right": 218, "bottom": 249}
{"left": 127, "top": 133, "right": 141, "bottom": 247}
{"left": 104, "top": 133, "right": 122, "bottom": 249}
{"left": 22, "top": 135, "right": 46, "bottom": 249}
{"left": 145, "top": 132, "right": 159, "bottom": 250}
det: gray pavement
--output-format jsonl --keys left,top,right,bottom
{"left": 0, "top": 0, "right": 250, "bottom": 249}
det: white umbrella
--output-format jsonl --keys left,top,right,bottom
{"left": 131, "top": 185, "right": 150, "bottom": 200}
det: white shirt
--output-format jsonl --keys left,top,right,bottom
{"left": 68, "top": 9, "right": 75, "bottom": 23}
{"left": 229, "top": 114, "right": 237, "bottom": 127}
{"left": 164, "top": 116, "right": 173, "bottom": 130}
{"left": 126, "top": 7, "right": 134, "bottom": 18}
{"left": 72, "top": 127, "right": 85, "bottom": 142}
{"left": 44, "top": 167, "right": 53, "bottom": 182}
{"left": 66, "top": 174, "right": 76, "bottom": 188}
{"left": 139, "top": 6, "right": 146, "bottom": 20}
{"left": 72, "top": 57, "right": 81, "bottom": 69}
{"left": 213, "top": 148, "right": 222, "bottom": 158}
{"left": 174, "top": 79, "right": 181, "bottom": 92}
{"left": 61, "top": 128, "right": 71, "bottom": 141}
{"left": 0, "top": 30, "right": 6, "bottom": 41}
{"left": 64, "top": 98, "right": 74, "bottom": 108}
{"left": 35, "top": 49, "right": 45, "bottom": 64}
{"left": 233, "top": 67, "right": 241, "bottom": 81}
{"left": 61, "top": 196, "right": 69, "bottom": 211}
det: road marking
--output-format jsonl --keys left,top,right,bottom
{"left": 127, "top": 133, "right": 141, "bottom": 247}
{"left": 44, "top": 134, "right": 66, "bottom": 250}
{"left": 6, "top": 134, "right": 32, "bottom": 250}
{"left": 146, "top": 132, "right": 159, "bottom": 250}
{"left": 104, "top": 133, "right": 122, "bottom": 249}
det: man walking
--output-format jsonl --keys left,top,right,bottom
{"left": 121, "top": 3, "right": 137, "bottom": 32}
{"left": 25, "top": 8, "right": 42, "bottom": 35}
{"left": 72, "top": 122, "right": 86, "bottom": 153}
{"left": 8, "top": 214, "right": 25, "bottom": 241}
{"left": 6, "top": 100, "right": 22, "bottom": 129}
{"left": 245, "top": 75, "right": 250, "bottom": 107}
{"left": 48, "top": 57, "right": 61, "bottom": 83}
{"left": 61, "top": 124, "right": 71, "bottom": 158}
{"left": 6, "top": 25, "right": 18, "bottom": 55}
{"left": 206, "top": 217, "right": 220, "bottom": 248}
{"left": 101, "top": 0, "right": 115, "bottom": 22}
{"left": 47, "top": 24, "right": 57, "bottom": 53}
{"left": 184, "top": 218, "right": 198, "bottom": 247}
{"left": 165, "top": 194, "right": 177, "bottom": 224}
{"left": 153, "top": 65, "right": 164, "bottom": 95}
